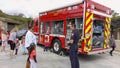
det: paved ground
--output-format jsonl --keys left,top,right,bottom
{"left": 0, "top": 45, "right": 120, "bottom": 68}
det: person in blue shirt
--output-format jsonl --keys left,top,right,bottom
{"left": 69, "top": 22, "right": 80, "bottom": 68}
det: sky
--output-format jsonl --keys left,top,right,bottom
{"left": 0, "top": 0, "right": 120, "bottom": 18}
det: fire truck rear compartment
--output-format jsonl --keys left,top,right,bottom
{"left": 65, "top": 18, "right": 105, "bottom": 50}
{"left": 92, "top": 19, "right": 105, "bottom": 49}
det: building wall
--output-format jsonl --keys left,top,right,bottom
{"left": 0, "top": 17, "right": 20, "bottom": 32}
{"left": 7, "top": 23, "right": 16, "bottom": 32}
{"left": 117, "top": 29, "right": 120, "bottom": 40}
{"left": 115, "top": 28, "right": 120, "bottom": 52}
{"left": 115, "top": 40, "right": 120, "bottom": 52}
{"left": 0, "top": 21, "right": 7, "bottom": 31}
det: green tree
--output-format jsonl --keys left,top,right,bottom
{"left": 0, "top": 10, "right": 33, "bottom": 29}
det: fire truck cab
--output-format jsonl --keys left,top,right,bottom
{"left": 34, "top": 0, "right": 112, "bottom": 55}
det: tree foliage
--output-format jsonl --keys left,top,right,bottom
{"left": 111, "top": 12, "right": 120, "bottom": 21}
{"left": 0, "top": 10, "right": 32, "bottom": 24}
{"left": 111, "top": 12, "right": 120, "bottom": 33}
{"left": 111, "top": 13, "right": 120, "bottom": 30}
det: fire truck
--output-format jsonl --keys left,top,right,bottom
{"left": 33, "top": 0, "right": 112, "bottom": 55}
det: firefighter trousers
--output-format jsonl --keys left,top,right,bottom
{"left": 69, "top": 51, "right": 79, "bottom": 68}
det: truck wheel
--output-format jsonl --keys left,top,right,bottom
{"left": 52, "top": 39, "right": 62, "bottom": 54}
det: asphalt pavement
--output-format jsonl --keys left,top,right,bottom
{"left": 0, "top": 45, "right": 120, "bottom": 68}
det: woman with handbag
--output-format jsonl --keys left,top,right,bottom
{"left": 8, "top": 28, "right": 17, "bottom": 58}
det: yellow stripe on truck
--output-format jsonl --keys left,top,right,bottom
{"left": 84, "top": 12, "right": 93, "bottom": 52}
{"left": 104, "top": 17, "right": 111, "bottom": 48}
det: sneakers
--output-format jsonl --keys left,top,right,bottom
{"left": 109, "top": 52, "right": 113, "bottom": 56}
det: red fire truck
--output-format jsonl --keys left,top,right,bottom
{"left": 33, "top": 0, "right": 112, "bottom": 55}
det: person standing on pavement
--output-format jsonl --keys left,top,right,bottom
{"left": 15, "top": 38, "right": 20, "bottom": 55}
{"left": 1, "top": 29, "right": 8, "bottom": 52}
{"left": 21, "top": 35, "right": 27, "bottom": 55}
{"left": 25, "top": 26, "right": 37, "bottom": 68}
{"left": 69, "top": 22, "right": 80, "bottom": 68}
{"left": 25, "top": 26, "right": 37, "bottom": 53}
{"left": 109, "top": 35, "right": 116, "bottom": 56}
{"left": 8, "top": 28, "right": 17, "bottom": 57}
{"left": 28, "top": 43, "right": 37, "bottom": 68}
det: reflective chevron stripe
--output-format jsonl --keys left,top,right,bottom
{"left": 84, "top": 12, "right": 93, "bottom": 52}
{"left": 104, "top": 17, "right": 111, "bottom": 48}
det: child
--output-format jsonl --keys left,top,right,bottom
{"left": 15, "top": 38, "right": 20, "bottom": 55}
{"left": 44, "top": 45, "right": 48, "bottom": 52}
{"left": 1, "top": 29, "right": 8, "bottom": 52}
{"left": 21, "top": 35, "right": 27, "bottom": 55}
{"left": 27, "top": 43, "right": 37, "bottom": 68}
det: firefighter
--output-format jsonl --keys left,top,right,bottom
{"left": 69, "top": 22, "right": 80, "bottom": 68}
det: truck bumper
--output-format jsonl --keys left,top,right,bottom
{"left": 88, "top": 48, "right": 112, "bottom": 55}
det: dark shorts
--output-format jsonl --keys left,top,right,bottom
{"left": 9, "top": 40, "right": 16, "bottom": 50}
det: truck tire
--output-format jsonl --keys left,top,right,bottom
{"left": 52, "top": 39, "right": 62, "bottom": 54}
